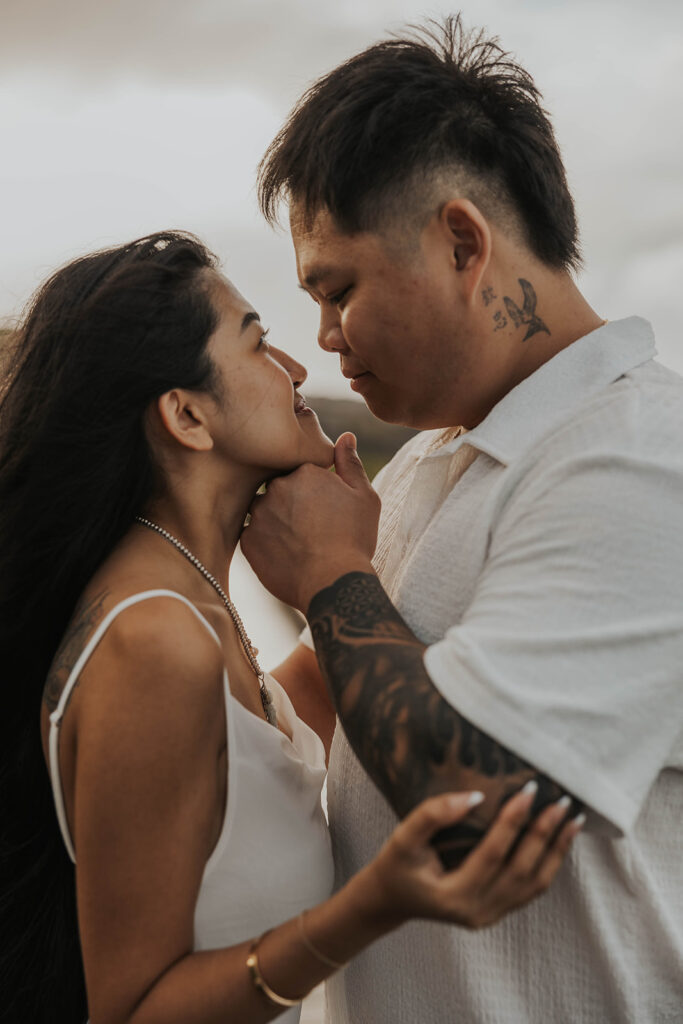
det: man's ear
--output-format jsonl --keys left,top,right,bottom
{"left": 440, "top": 198, "right": 491, "bottom": 301}
{"left": 156, "top": 389, "right": 214, "bottom": 452}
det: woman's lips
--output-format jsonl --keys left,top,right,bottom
{"left": 294, "top": 393, "right": 310, "bottom": 414}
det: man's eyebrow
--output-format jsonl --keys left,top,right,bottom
{"left": 240, "top": 311, "right": 261, "bottom": 333}
{"left": 299, "top": 267, "right": 335, "bottom": 292}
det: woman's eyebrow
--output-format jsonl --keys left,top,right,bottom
{"left": 240, "top": 311, "right": 261, "bottom": 333}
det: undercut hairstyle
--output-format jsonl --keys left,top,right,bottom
{"left": 258, "top": 14, "right": 581, "bottom": 272}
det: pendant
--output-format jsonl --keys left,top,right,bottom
{"left": 260, "top": 685, "right": 278, "bottom": 728}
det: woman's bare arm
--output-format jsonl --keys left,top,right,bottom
{"left": 72, "top": 600, "right": 228, "bottom": 1023}
{"left": 271, "top": 642, "right": 336, "bottom": 758}
{"left": 71, "top": 599, "right": 580, "bottom": 1024}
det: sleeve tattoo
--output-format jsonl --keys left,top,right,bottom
{"left": 308, "top": 572, "right": 581, "bottom": 867}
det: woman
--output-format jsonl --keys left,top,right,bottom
{"left": 0, "top": 231, "right": 580, "bottom": 1024}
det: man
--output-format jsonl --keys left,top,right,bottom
{"left": 242, "top": 16, "right": 683, "bottom": 1023}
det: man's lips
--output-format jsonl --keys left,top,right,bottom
{"left": 348, "top": 372, "right": 373, "bottom": 393}
{"left": 342, "top": 369, "right": 370, "bottom": 380}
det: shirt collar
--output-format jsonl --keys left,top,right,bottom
{"left": 428, "top": 317, "right": 656, "bottom": 466}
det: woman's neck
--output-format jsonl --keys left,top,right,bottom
{"left": 142, "top": 476, "right": 260, "bottom": 593}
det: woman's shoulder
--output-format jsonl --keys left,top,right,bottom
{"left": 48, "top": 585, "right": 225, "bottom": 727}
{"left": 100, "top": 586, "right": 220, "bottom": 656}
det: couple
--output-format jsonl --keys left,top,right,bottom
{"left": 3, "top": 15, "right": 681, "bottom": 1024}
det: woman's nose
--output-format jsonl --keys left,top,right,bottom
{"left": 291, "top": 359, "right": 307, "bottom": 389}
{"left": 274, "top": 346, "right": 307, "bottom": 388}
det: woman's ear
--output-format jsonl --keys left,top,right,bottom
{"left": 156, "top": 389, "right": 214, "bottom": 452}
{"left": 440, "top": 198, "right": 492, "bottom": 302}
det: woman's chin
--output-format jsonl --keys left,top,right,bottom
{"left": 299, "top": 412, "right": 334, "bottom": 468}
{"left": 261, "top": 436, "right": 334, "bottom": 479}
{"left": 306, "top": 436, "right": 335, "bottom": 469}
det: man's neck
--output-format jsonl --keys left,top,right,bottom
{"left": 463, "top": 268, "right": 604, "bottom": 429}
{"left": 510, "top": 271, "right": 603, "bottom": 378}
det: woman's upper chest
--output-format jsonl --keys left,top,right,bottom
{"left": 192, "top": 599, "right": 275, "bottom": 724}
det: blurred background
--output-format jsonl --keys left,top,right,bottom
{"left": 2, "top": 0, "right": 681, "bottom": 686}
{"left": 2, "top": 2, "right": 680, "bottom": 1018}
{"left": 2, "top": 0, "right": 681, "bottom": 690}
{"left": 2, "top": 0, "right": 682, "bottom": 385}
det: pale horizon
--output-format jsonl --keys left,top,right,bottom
{"left": 1, "top": 0, "right": 681, "bottom": 397}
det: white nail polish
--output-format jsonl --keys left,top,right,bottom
{"left": 572, "top": 813, "right": 587, "bottom": 830}
{"left": 556, "top": 795, "right": 571, "bottom": 812}
{"left": 467, "top": 791, "right": 485, "bottom": 808}
{"left": 520, "top": 780, "right": 538, "bottom": 798}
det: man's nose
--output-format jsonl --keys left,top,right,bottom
{"left": 318, "top": 310, "right": 348, "bottom": 353}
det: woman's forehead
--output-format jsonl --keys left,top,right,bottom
{"left": 207, "top": 270, "right": 258, "bottom": 330}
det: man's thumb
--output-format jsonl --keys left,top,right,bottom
{"left": 334, "top": 432, "right": 368, "bottom": 486}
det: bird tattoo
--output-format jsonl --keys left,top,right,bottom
{"left": 504, "top": 279, "right": 551, "bottom": 342}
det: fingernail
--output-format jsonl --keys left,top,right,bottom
{"left": 520, "top": 780, "right": 538, "bottom": 799}
{"left": 555, "top": 795, "right": 571, "bottom": 812}
{"left": 571, "top": 812, "right": 586, "bottom": 831}
{"left": 466, "top": 791, "right": 485, "bottom": 809}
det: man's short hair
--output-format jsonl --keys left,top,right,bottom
{"left": 258, "top": 15, "right": 581, "bottom": 272}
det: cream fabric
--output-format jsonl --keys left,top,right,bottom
{"left": 49, "top": 590, "right": 334, "bottom": 1024}
{"left": 303, "top": 317, "right": 683, "bottom": 1023}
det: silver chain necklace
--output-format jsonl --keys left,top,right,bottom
{"left": 135, "top": 515, "right": 277, "bottom": 727}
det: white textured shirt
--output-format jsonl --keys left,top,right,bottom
{"left": 304, "top": 317, "right": 683, "bottom": 1023}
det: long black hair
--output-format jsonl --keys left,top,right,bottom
{"left": 0, "top": 231, "right": 219, "bottom": 1023}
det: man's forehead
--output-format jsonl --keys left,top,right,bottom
{"left": 290, "top": 203, "right": 339, "bottom": 246}
{"left": 290, "top": 207, "right": 344, "bottom": 285}
{"left": 290, "top": 206, "right": 389, "bottom": 286}
{"left": 290, "top": 201, "right": 418, "bottom": 276}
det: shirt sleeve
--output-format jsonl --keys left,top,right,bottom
{"left": 423, "top": 438, "right": 683, "bottom": 836}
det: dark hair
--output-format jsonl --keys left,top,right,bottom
{"left": 0, "top": 231, "right": 219, "bottom": 1022}
{"left": 258, "top": 14, "right": 581, "bottom": 271}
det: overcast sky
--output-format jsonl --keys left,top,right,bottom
{"left": 1, "top": 0, "right": 682, "bottom": 397}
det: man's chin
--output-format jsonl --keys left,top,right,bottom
{"left": 363, "top": 394, "right": 413, "bottom": 428}
{"left": 363, "top": 392, "right": 439, "bottom": 430}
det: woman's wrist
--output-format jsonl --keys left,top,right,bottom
{"left": 342, "top": 860, "right": 410, "bottom": 935}
{"left": 299, "top": 861, "right": 405, "bottom": 971}
{"left": 251, "top": 874, "right": 388, "bottom": 1008}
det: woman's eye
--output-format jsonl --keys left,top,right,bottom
{"left": 258, "top": 329, "right": 271, "bottom": 350}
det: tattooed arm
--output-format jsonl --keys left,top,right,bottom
{"left": 307, "top": 571, "right": 580, "bottom": 868}
{"left": 242, "top": 440, "right": 581, "bottom": 866}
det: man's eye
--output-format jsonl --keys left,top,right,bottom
{"left": 328, "top": 287, "right": 350, "bottom": 306}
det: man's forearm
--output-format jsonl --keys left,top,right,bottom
{"left": 308, "top": 571, "right": 580, "bottom": 867}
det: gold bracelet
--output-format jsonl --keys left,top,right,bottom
{"left": 246, "top": 930, "right": 302, "bottom": 1008}
{"left": 297, "top": 910, "right": 346, "bottom": 970}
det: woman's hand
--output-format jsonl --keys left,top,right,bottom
{"left": 354, "top": 787, "right": 583, "bottom": 931}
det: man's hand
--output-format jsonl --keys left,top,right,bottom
{"left": 241, "top": 433, "right": 381, "bottom": 612}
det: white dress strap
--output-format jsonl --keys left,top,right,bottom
{"left": 48, "top": 589, "right": 223, "bottom": 863}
